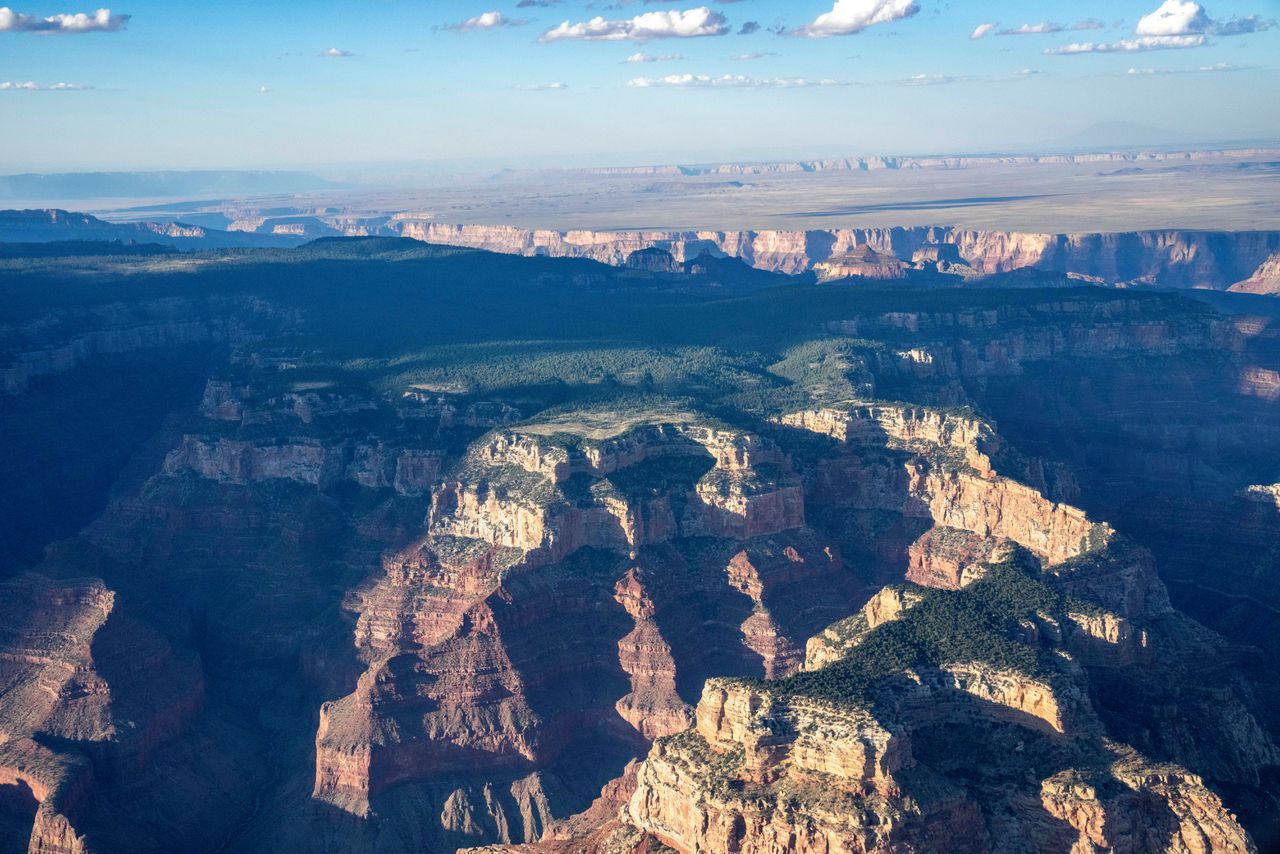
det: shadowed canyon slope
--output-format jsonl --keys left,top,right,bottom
{"left": 2, "top": 239, "right": 1279, "bottom": 853}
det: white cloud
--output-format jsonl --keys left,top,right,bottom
{"left": 1045, "top": 34, "right": 1206, "bottom": 53}
{"left": 970, "top": 22, "right": 997, "bottom": 40}
{"left": 514, "top": 81, "right": 568, "bottom": 90}
{"left": 731, "top": 51, "right": 775, "bottom": 60}
{"left": 798, "top": 0, "right": 919, "bottom": 38}
{"left": 0, "top": 80, "right": 91, "bottom": 89}
{"left": 624, "top": 52, "right": 684, "bottom": 63}
{"left": 320, "top": 47, "right": 353, "bottom": 58}
{"left": 541, "top": 8, "right": 728, "bottom": 42}
{"left": 0, "top": 6, "right": 128, "bottom": 34}
{"left": 1048, "top": 2, "right": 1271, "bottom": 54}
{"left": 444, "top": 11, "right": 526, "bottom": 32}
{"left": 628, "top": 73, "right": 845, "bottom": 88}
{"left": 1136, "top": 0, "right": 1211, "bottom": 35}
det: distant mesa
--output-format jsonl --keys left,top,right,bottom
{"left": 813, "top": 245, "right": 909, "bottom": 282}
{"left": 625, "top": 246, "right": 678, "bottom": 274}
{"left": 0, "top": 208, "right": 304, "bottom": 250}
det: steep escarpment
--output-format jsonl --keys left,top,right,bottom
{"left": 303, "top": 411, "right": 863, "bottom": 850}
{"left": 0, "top": 295, "right": 295, "bottom": 570}
{"left": 0, "top": 575, "right": 206, "bottom": 854}
{"left": 9, "top": 209, "right": 1277, "bottom": 291}
{"left": 1231, "top": 252, "right": 1280, "bottom": 295}
{"left": 386, "top": 223, "right": 1280, "bottom": 290}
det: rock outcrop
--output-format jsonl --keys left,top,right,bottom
{"left": 618, "top": 543, "right": 1265, "bottom": 854}
{"left": 1229, "top": 252, "right": 1280, "bottom": 294}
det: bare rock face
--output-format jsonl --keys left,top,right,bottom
{"left": 1041, "top": 756, "right": 1254, "bottom": 854}
{"left": 905, "top": 527, "right": 996, "bottom": 589}
{"left": 786, "top": 402, "right": 1112, "bottom": 567}
{"left": 0, "top": 575, "right": 204, "bottom": 854}
{"left": 612, "top": 569, "right": 693, "bottom": 740}
{"left": 779, "top": 402, "right": 1002, "bottom": 477}
{"left": 625, "top": 680, "right": 983, "bottom": 854}
{"left": 1239, "top": 482, "right": 1280, "bottom": 510}
{"left": 813, "top": 246, "right": 908, "bottom": 282}
{"left": 1229, "top": 251, "right": 1280, "bottom": 294}
{"left": 388, "top": 223, "right": 1280, "bottom": 289}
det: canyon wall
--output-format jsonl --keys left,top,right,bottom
{"left": 387, "top": 223, "right": 1280, "bottom": 289}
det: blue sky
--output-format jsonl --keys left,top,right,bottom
{"left": 1, "top": 0, "right": 1277, "bottom": 171}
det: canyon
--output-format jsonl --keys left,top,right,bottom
{"left": 1, "top": 238, "right": 1279, "bottom": 853}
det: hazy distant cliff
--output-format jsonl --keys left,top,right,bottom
{"left": 0, "top": 209, "right": 303, "bottom": 249}
{"left": 390, "top": 222, "right": 1280, "bottom": 291}
{"left": 5, "top": 209, "right": 1278, "bottom": 291}
{"left": 580, "top": 146, "right": 1280, "bottom": 177}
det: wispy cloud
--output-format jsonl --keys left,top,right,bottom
{"left": 320, "top": 47, "right": 353, "bottom": 58}
{"left": 796, "top": 0, "right": 919, "bottom": 38}
{"left": 624, "top": 52, "right": 684, "bottom": 63}
{"left": 1045, "top": 34, "right": 1206, "bottom": 54}
{"left": 731, "top": 51, "right": 775, "bottom": 60}
{"left": 997, "top": 20, "right": 1102, "bottom": 36}
{"left": 628, "top": 73, "right": 846, "bottom": 88}
{"left": 513, "top": 81, "right": 568, "bottom": 90}
{"left": 1123, "top": 61, "right": 1254, "bottom": 74}
{"left": 541, "top": 8, "right": 729, "bottom": 42}
{"left": 0, "top": 6, "right": 128, "bottom": 34}
{"left": 887, "top": 69, "right": 1042, "bottom": 85}
{"left": 0, "top": 80, "right": 92, "bottom": 89}
{"left": 970, "top": 22, "right": 997, "bottom": 40}
{"left": 897, "top": 72, "right": 977, "bottom": 85}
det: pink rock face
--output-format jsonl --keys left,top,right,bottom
{"left": 384, "top": 223, "right": 1280, "bottom": 288}
{"left": 0, "top": 576, "right": 205, "bottom": 854}
{"left": 905, "top": 527, "right": 995, "bottom": 590}
{"left": 612, "top": 568, "right": 693, "bottom": 741}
